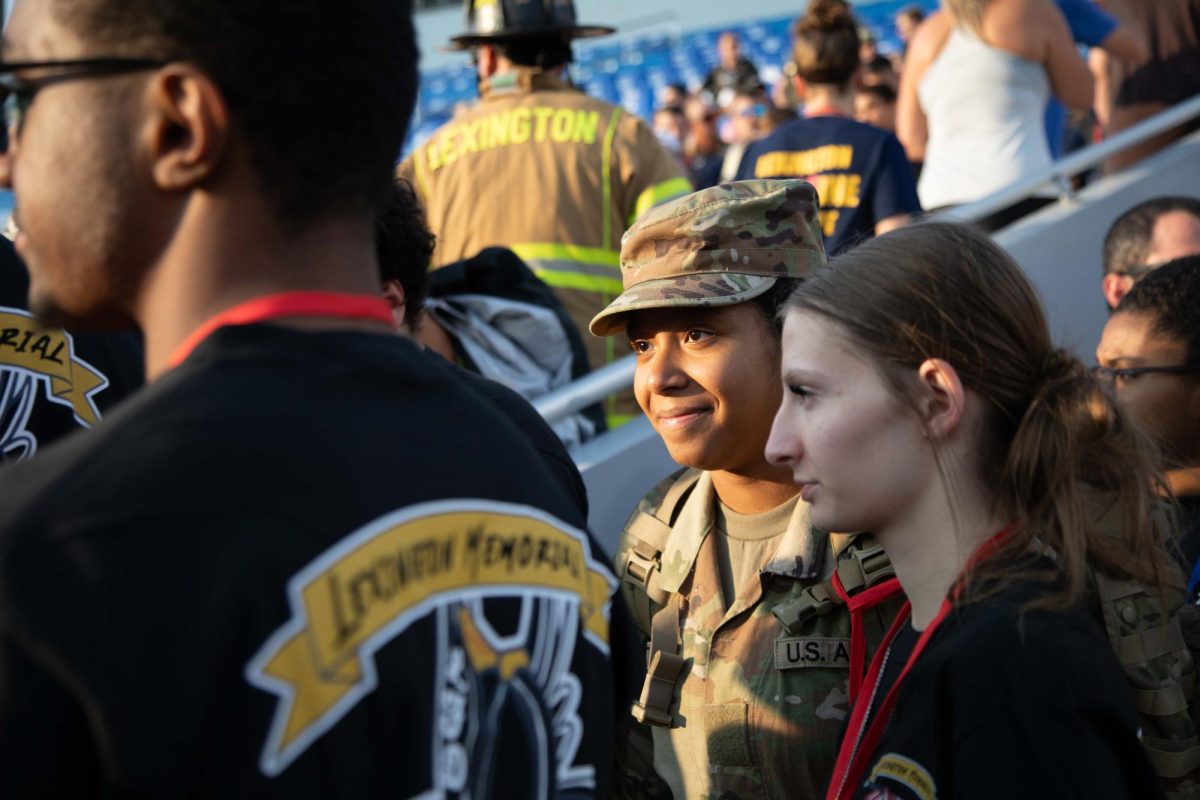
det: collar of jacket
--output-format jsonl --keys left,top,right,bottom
{"left": 656, "top": 470, "right": 827, "bottom": 593}
{"left": 480, "top": 66, "right": 573, "bottom": 99}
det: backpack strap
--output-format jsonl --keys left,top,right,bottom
{"left": 618, "top": 469, "right": 702, "bottom": 730}
{"left": 773, "top": 533, "right": 896, "bottom": 635}
{"left": 618, "top": 469, "right": 702, "bottom": 636}
{"left": 631, "top": 593, "right": 687, "bottom": 727}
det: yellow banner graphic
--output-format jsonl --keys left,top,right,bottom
{"left": 0, "top": 309, "right": 108, "bottom": 426}
{"left": 247, "top": 502, "right": 615, "bottom": 775}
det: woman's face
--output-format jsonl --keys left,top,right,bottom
{"left": 765, "top": 309, "right": 933, "bottom": 533}
{"left": 629, "top": 303, "right": 784, "bottom": 476}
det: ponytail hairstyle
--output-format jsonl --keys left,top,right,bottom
{"left": 792, "top": 0, "right": 860, "bottom": 89}
{"left": 782, "top": 222, "right": 1172, "bottom": 608}
{"left": 943, "top": 0, "right": 991, "bottom": 38}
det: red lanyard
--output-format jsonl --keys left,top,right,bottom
{"left": 167, "top": 291, "right": 394, "bottom": 369}
{"left": 832, "top": 573, "right": 904, "bottom": 704}
{"left": 826, "top": 527, "right": 1014, "bottom": 800}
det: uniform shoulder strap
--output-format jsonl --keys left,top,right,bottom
{"left": 618, "top": 469, "right": 702, "bottom": 730}
{"left": 773, "top": 532, "right": 896, "bottom": 635}
{"left": 624, "top": 467, "right": 702, "bottom": 552}
{"left": 619, "top": 467, "right": 703, "bottom": 629}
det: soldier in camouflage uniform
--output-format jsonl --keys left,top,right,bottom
{"left": 590, "top": 181, "right": 902, "bottom": 799}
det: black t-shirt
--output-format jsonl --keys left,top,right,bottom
{"left": 445, "top": 359, "right": 590, "bottom": 520}
{"left": 852, "top": 583, "right": 1162, "bottom": 799}
{"left": 0, "top": 323, "right": 627, "bottom": 798}
{"left": 0, "top": 238, "right": 142, "bottom": 463}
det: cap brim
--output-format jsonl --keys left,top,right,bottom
{"left": 447, "top": 25, "right": 616, "bottom": 50}
{"left": 589, "top": 273, "right": 777, "bottom": 337}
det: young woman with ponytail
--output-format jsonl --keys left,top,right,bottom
{"left": 765, "top": 221, "right": 1169, "bottom": 798}
{"left": 735, "top": 0, "right": 921, "bottom": 255}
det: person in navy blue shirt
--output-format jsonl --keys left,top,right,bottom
{"left": 736, "top": 0, "right": 920, "bottom": 254}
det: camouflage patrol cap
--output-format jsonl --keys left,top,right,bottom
{"left": 589, "top": 180, "right": 826, "bottom": 337}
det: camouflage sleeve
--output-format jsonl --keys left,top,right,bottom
{"left": 612, "top": 113, "right": 693, "bottom": 230}
{"left": 1091, "top": 569, "right": 1200, "bottom": 790}
{"left": 612, "top": 717, "right": 675, "bottom": 799}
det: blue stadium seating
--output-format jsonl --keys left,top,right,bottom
{"left": 405, "top": 0, "right": 938, "bottom": 157}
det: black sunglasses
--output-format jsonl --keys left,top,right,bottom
{"left": 0, "top": 57, "right": 166, "bottom": 151}
{"left": 1091, "top": 364, "right": 1200, "bottom": 384}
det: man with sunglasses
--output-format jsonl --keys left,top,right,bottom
{"left": 0, "top": 0, "right": 627, "bottom": 796}
{"left": 1101, "top": 195, "right": 1200, "bottom": 309}
{"left": 1096, "top": 256, "right": 1200, "bottom": 583}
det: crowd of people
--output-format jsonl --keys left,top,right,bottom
{"left": 0, "top": 0, "right": 1199, "bottom": 797}
{"left": 652, "top": 0, "right": 1199, "bottom": 234}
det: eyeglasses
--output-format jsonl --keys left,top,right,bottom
{"left": 1091, "top": 364, "right": 1200, "bottom": 385}
{"left": 0, "top": 57, "right": 167, "bottom": 151}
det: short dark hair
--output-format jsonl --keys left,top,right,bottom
{"left": 53, "top": 0, "right": 419, "bottom": 229}
{"left": 753, "top": 277, "right": 802, "bottom": 336}
{"left": 897, "top": 4, "right": 926, "bottom": 24}
{"left": 376, "top": 180, "right": 436, "bottom": 334}
{"left": 857, "top": 83, "right": 897, "bottom": 104}
{"left": 1102, "top": 196, "right": 1200, "bottom": 276}
{"left": 494, "top": 34, "right": 573, "bottom": 71}
{"left": 1114, "top": 255, "right": 1200, "bottom": 364}
{"left": 864, "top": 55, "right": 894, "bottom": 75}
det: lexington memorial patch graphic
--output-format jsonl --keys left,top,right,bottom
{"left": 246, "top": 499, "right": 617, "bottom": 795}
{"left": 0, "top": 306, "right": 109, "bottom": 462}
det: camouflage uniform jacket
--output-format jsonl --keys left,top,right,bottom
{"left": 613, "top": 468, "right": 898, "bottom": 800}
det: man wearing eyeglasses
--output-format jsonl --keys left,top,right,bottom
{"left": 1096, "top": 256, "right": 1200, "bottom": 585}
{"left": 0, "top": 0, "right": 629, "bottom": 796}
{"left": 1101, "top": 195, "right": 1200, "bottom": 309}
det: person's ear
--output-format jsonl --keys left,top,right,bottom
{"left": 477, "top": 45, "right": 499, "bottom": 79}
{"left": 916, "top": 358, "right": 966, "bottom": 440}
{"left": 382, "top": 279, "right": 406, "bottom": 330}
{"left": 144, "top": 65, "right": 230, "bottom": 191}
{"left": 791, "top": 73, "right": 808, "bottom": 102}
{"left": 1102, "top": 273, "right": 1132, "bottom": 310}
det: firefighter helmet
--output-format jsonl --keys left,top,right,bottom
{"left": 448, "top": 0, "right": 615, "bottom": 50}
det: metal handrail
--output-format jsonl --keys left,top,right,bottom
{"left": 940, "top": 94, "right": 1200, "bottom": 223}
{"left": 536, "top": 96, "right": 1200, "bottom": 427}
{"left": 533, "top": 354, "right": 636, "bottom": 421}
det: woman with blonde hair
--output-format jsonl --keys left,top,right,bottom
{"left": 766, "top": 221, "right": 1169, "bottom": 797}
{"left": 898, "top": 0, "right": 1093, "bottom": 229}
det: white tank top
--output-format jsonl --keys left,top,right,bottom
{"left": 916, "top": 26, "right": 1052, "bottom": 209}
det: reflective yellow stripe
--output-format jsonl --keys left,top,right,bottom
{"left": 601, "top": 107, "right": 623, "bottom": 250}
{"left": 532, "top": 268, "right": 624, "bottom": 295}
{"left": 412, "top": 145, "right": 431, "bottom": 200}
{"left": 631, "top": 177, "right": 693, "bottom": 224}
{"left": 606, "top": 413, "right": 637, "bottom": 429}
{"left": 511, "top": 243, "right": 620, "bottom": 267}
